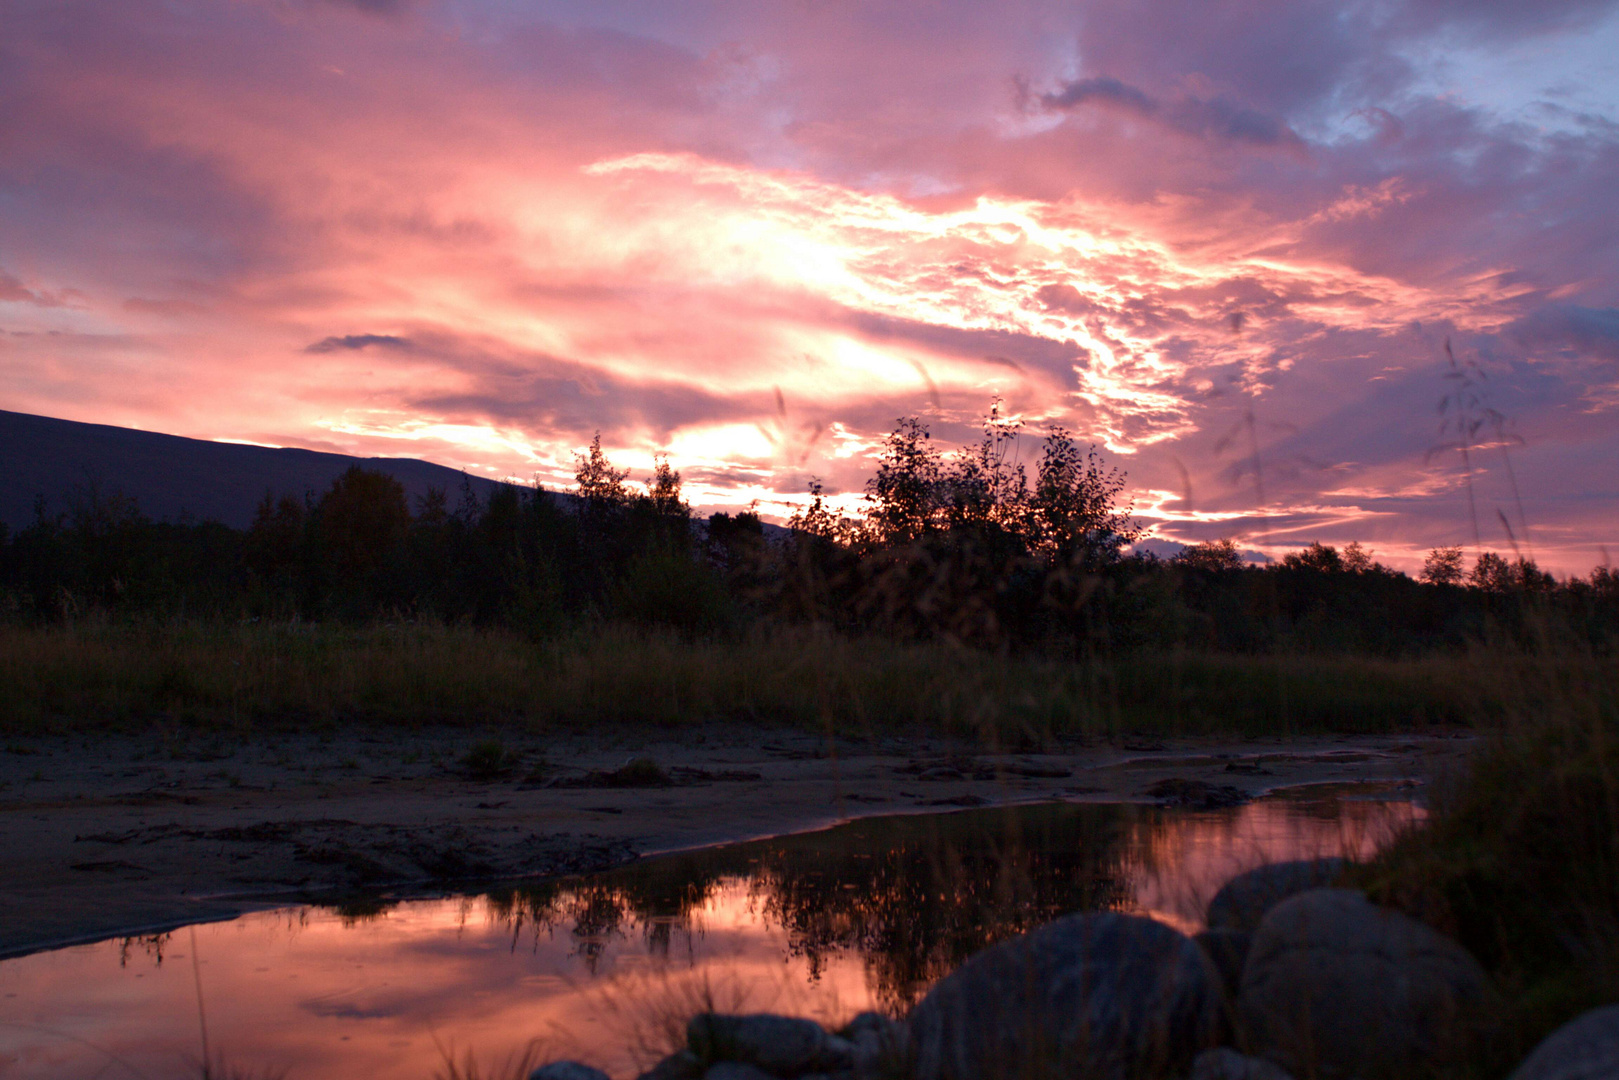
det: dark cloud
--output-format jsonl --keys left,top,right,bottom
{"left": 1054, "top": 0, "right": 1619, "bottom": 173}
{"left": 304, "top": 334, "right": 414, "bottom": 353}
{"left": 1392, "top": 0, "right": 1618, "bottom": 38}
{"left": 413, "top": 373, "right": 744, "bottom": 446}
{"left": 1508, "top": 305, "right": 1619, "bottom": 362}
{"left": 1167, "top": 96, "right": 1299, "bottom": 146}
{"left": 1036, "top": 284, "right": 1097, "bottom": 316}
{"left": 1042, "top": 75, "right": 1302, "bottom": 147}
{"left": 333, "top": 329, "right": 757, "bottom": 445}
{"left": 1065, "top": 2, "right": 1374, "bottom": 116}
{"left": 846, "top": 310, "right": 1085, "bottom": 379}
{"left": 1041, "top": 76, "right": 1157, "bottom": 114}
{"left": 317, "top": 0, "right": 418, "bottom": 14}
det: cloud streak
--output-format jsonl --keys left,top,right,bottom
{"left": 305, "top": 334, "right": 416, "bottom": 353}
{"left": 1040, "top": 76, "right": 1303, "bottom": 147}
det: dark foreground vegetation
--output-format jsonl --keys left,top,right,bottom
{"left": 0, "top": 619, "right": 1524, "bottom": 737}
{"left": 1360, "top": 640, "right": 1619, "bottom": 1070}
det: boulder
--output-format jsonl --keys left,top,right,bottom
{"left": 704, "top": 1065, "right": 777, "bottom": 1080}
{"left": 1205, "top": 859, "right": 1345, "bottom": 934}
{"left": 689, "top": 1013, "right": 853, "bottom": 1076}
{"left": 1509, "top": 1005, "right": 1619, "bottom": 1080}
{"left": 1190, "top": 1048, "right": 1295, "bottom": 1080}
{"left": 841, "top": 1012, "right": 911, "bottom": 1079}
{"left": 528, "top": 1064, "right": 610, "bottom": 1080}
{"left": 638, "top": 1050, "right": 704, "bottom": 1080}
{"left": 907, "top": 912, "right": 1222, "bottom": 1080}
{"left": 1193, "top": 928, "right": 1252, "bottom": 997}
{"left": 841, "top": 1012, "right": 900, "bottom": 1041}
{"left": 1238, "top": 889, "right": 1497, "bottom": 1079}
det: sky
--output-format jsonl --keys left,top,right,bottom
{"left": 2, "top": 0, "right": 1617, "bottom": 573}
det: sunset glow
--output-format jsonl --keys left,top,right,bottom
{"left": 3, "top": 0, "right": 1616, "bottom": 570}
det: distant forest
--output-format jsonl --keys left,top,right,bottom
{"left": 3, "top": 410, "right": 1615, "bottom": 656}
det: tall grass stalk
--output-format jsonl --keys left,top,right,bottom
{"left": 431, "top": 1037, "right": 548, "bottom": 1080}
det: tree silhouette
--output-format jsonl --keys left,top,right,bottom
{"left": 1026, "top": 428, "right": 1140, "bottom": 570}
{"left": 1174, "top": 539, "right": 1243, "bottom": 573}
{"left": 315, "top": 466, "right": 411, "bottom": 589}
{"left": 245, "top": 491, "right": 307, "bottom": 583}
{"left": 1283, "top": 542, "right": 1344, "bottom": 573}
{"left": 1421, "top": 546, "right": 1465, "bottom": 586}
{"left": 645, "top": 454, "right": 688, "bottom": 521}
{"left": 863, "top": 417, "right": 943, "bottom": 545}
{"left": 574, "top": 432, "right": 630, "bottom": 510}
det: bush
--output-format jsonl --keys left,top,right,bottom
{"left": 612, "top": 546, "right": 734, "bottom": 634}
{"left": 461, "top": 739, "right": 520, "bottom": 780}
{"left": 1357, "top": 644, "right": 1619, "bottom": 1068}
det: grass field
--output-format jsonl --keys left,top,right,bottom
{"left": 0, "top": 615, "right": 1555, "bottom": 740}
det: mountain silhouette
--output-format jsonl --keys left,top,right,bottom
{"left": 0, "top": 409, "right": 520, "bottom": 529}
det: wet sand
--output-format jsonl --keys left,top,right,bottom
{"left": 0, "top": 725, "right": 1474, "bottom": 958}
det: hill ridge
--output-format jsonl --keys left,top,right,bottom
{"left": 0, "top": 409, "right": 516, "bottom": 530}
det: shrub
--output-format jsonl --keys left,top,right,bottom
{"left": 1358, "top": 644, "right": 1619, "bottom": 1065}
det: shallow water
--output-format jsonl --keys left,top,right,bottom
{"left": 0, "top": 787, "right": 1420, "bottom": 1080}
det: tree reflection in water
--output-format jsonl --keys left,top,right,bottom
{"left": 483, "top": 802, "right": 1142, "bottom": 1012}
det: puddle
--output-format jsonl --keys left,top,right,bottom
{"left": 0, "top": 791, "right": 1421, "bottom": 1080}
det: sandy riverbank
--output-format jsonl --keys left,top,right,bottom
{"left": 0, "top": 725, "right": 1474, "bottom": 958}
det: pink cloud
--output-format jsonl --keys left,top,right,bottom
{"left": 0, "top": 0, "right": 1615, "bottom": 573}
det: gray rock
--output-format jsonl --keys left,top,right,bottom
{"left": 638, "top": 1049, "right": 704, "bottom": 1080}
{"left": 689, "top": 1013, "right": 852, "bottom": 1075}
{"left": 907, "top": 912, "right": 1222, "bottom": 1080}
{"left": 528, "top": 1063, "right": 610, "bottom": 1080}
{"left": 820, "top": 1037, "right": 855, "bottom": 1071}
{"left": 1190, "top": 1047, "right": 1295, "bottom": 1080}
{"left": 841, "top": 1012, "right": 896, "bottom": 1041}
{"left": 1194, "top": 928, "right": 1252, "bottom": 996}
{"left": 1238, "top": 889, "right": 1497, "bottom": 1079}
{"left": 1205, "top": 859, "right": 1345, "bottom": 934}
{"left": 1510, "top": 1005, "right": 1619, "bottom": 1080}
{"left": 841, "top": 1012, "right": 910, "bottom": 1079}
{"left": 704, "top": 1065, "right": 777, "bottom": 1080}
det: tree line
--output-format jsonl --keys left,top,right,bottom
{"left": 1, "top": 409, "right": 1614, "bottom": 655}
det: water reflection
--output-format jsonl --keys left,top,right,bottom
{"left": 0, "top": 791, "right": 1419, "bottom": 1080}
{"left": 485, "top": 801, "right": 1136, "bottom": 1013}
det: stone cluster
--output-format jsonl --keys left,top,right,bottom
{"left": 528, "top": 858, "right": 1619, "bottom": 1080}
{"left": 532, "top": 1011, "right": 909, "bottom": 1080}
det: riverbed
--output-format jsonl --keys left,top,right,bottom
{"left": 1, "top": 785, "right": 1422, "bottom": 1079}
{"left": 0, "top": 725, "right": 1471, "bottom": 960}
